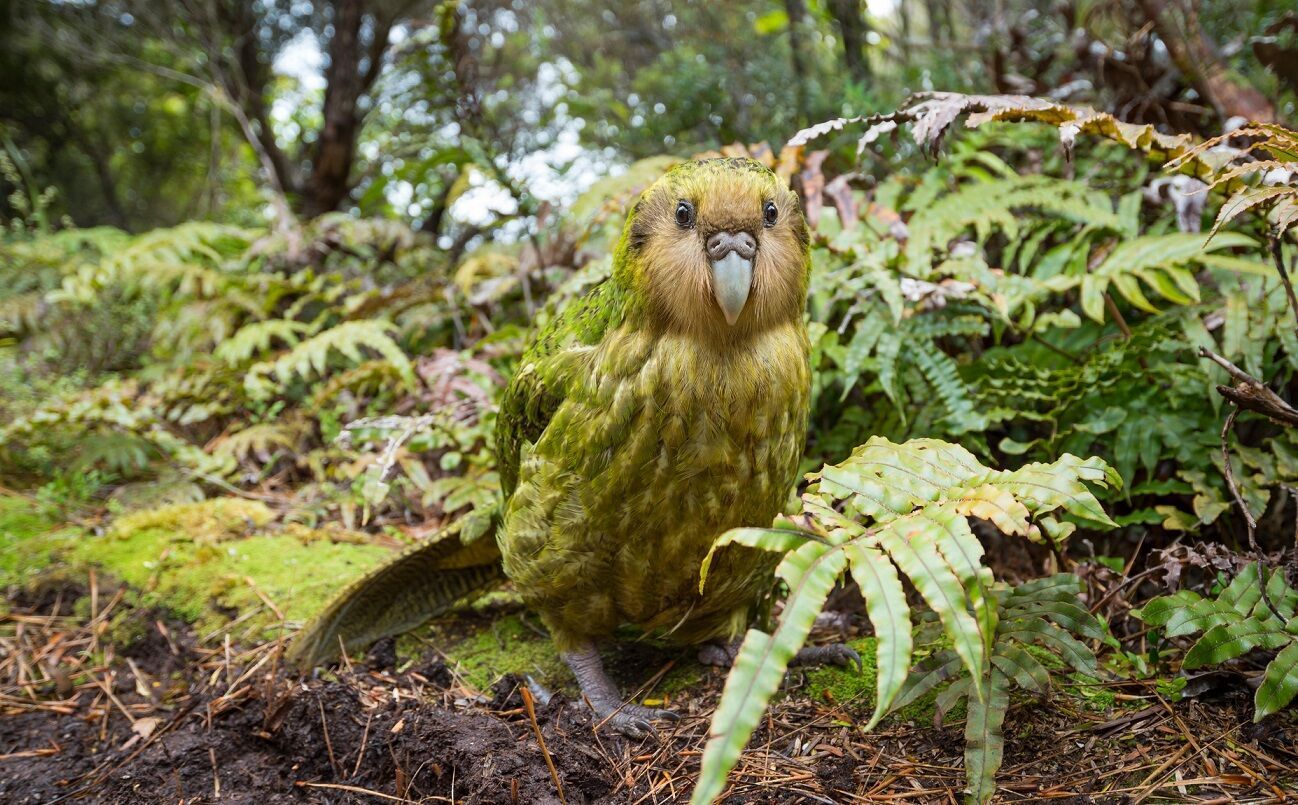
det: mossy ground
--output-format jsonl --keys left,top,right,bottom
{"left": 2, "top": 495, "right": 389, "bottom": 639}
{"left": 0, "top": 496, "right": 81, "bottom": 592}
{"left": 800, "top": 636, "right": 951, "bottom": 723}
{"left": 2, "top": 493, "right": 1130, "bottom": 723}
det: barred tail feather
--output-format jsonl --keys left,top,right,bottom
{"left": 287, "top": 518, "right": 503, "bottom": 669}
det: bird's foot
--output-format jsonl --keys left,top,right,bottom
{"left": 697, "top": 639, "right": 742, "bottom": 668}
{"left": 591, "top": 701, "right": 681, "bottom": 740}
{"left": 562, "top": 643, "right": 679, "bottom": 740}
{"left": 791, "top": 643, "right": 863, "bottom": 671}
{"left": 698, "top": 639, "right": 862, "bottom": 672}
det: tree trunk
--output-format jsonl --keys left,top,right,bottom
{"left": 78, "top": 137, "right": 130, "bottom": 230}
{"left": 784, "top": 0, "right": 811, "bottom": 124}
{"left": 300, "top": 0, "right": 391, "bottom": 217}
{"left": 826, "top": 0, "right": 871, "bottom": 85}
{"left": 1138, "top": 0, "right": 1275, "bottom": 123}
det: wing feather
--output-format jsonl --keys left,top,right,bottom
{"left": 496, "top": 278, "right": 627, "bottom": 494}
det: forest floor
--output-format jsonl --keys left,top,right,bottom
{"left": 2, "top": 495, "right": 1297, "bottom": 804}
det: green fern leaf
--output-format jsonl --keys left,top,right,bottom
{"left": 215, "top": 319, "right": 312, "bottom": 365}
{"left": 990, "top": 645, "right": 1051, "bottom": 695}
{"left": 691, "top": 541, "right": 847, "bottom": 805}
{"left": 964, "top": 668, "right": 1010, "bottom": 805}
{"left": 1256, "top": 642, "right": 1298, "bottom": 720}
{"left": 1184, "top": 619, "right": 1289, "bottom": 668}
{"left": 244, "top": 320, "right": 414, "bottom": 399}
{"left": 843, "top": 543, "right": 913, "bottom": 729}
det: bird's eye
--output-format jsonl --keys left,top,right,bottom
{"left": 675, "top": 200, "right": 695, "bottom": 228}
{"left": 763, "top": 201, "right": 779, "bottom": 228}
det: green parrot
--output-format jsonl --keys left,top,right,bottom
{"left": 289, "top": 157, "right": 856, "bottom": 736}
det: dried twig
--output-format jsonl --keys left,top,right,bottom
{"left": 1268, "top": 233, "right": 1298, "bottom": 337}
{"left": 1220, "top": 407, "right": 1280, "bottom": 621}
{"left": 521, "top": 686, "right": 567, "bottom": 805}
{"left": 317, "top": 694, "right": 342, "bottom": 780}
{"left": 209, "top": 746, "right": 221, "bottom": 800}
{"left": 1104, "top": 292, "right": 1134, "bottom": 340}
{"left": 1198, "top": 347, "right": 1298, "bottom": 428}
{"left": 294, "top": 781, "right": 435, "bottom": 802}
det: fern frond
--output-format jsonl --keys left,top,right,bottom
{"left": 1055, "top": 232, "right": 1258, "bottom": 323}
{"left": 214, "top": 319, "right": 312, "bottom": 365}
{"left": 1135, "top": 564, "right": 1298, "bottom": 720}
{"left": 244, "top": 320, "right": 415, "bottom": 399}
{"left": 906, "top": 175, "right": 1121, "bottom": 275}
{"left": 210, "top": 422, "right": 304, "bottom": 464}
{"left": 692, "top": 439, "right": 1117, "bottom": 804}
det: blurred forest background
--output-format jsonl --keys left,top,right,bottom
{"left": 3, "top": 0, "right": 1294, "bottom": 231}
{"left": 3, "top": 1, "right": 1298, "bottom": 800}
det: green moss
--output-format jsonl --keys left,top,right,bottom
{"left": 438, "top": 613, "right": 566, "bottom": 692}
{"left": 0, "top": 496, "right": 80, "bottom": 590}
{"left": 71, "top": 505, "right": 390, "bottom": 638}
{"left": 106, "top": 498, "right": 275, "bottom": 543}
{"left": 1061, "top": 673, "right": 1117, "bottom": 710}
{"left": 804, "top": 637, "right": 879, "bottom": 706}
{"left": 657, "top": 661, "right": 706, "bottom": 695}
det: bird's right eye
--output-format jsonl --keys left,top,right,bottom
{"left": 675, "top": 200, "right": 695, "bottom": 228}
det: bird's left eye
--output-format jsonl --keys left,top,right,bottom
{"left": 763, "top": 201, "right": 778, "bottom": 228}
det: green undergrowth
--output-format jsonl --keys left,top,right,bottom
{"left": 787, "top": 636, "right": 965, "bottom": 725}
{"left": 2, "top": 494, "right": 1131, "bottom": 714}
{"left": 804, "top": 636, "right": 1120, "bottom": 728}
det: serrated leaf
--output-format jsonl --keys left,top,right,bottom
{"left": 1184, "top": 619, "right": 1290, "bottom": 668}
{"left": 964, "top": 668, "right": 1010, "bottom": 805}
{"left": 935, "top": 676, "right": 972, "bottom": 727}
{"left": 844, "top": 543, "right": 912, "bottom": 729}
{"left": 1004, "top": 599, "right": 1105, "bottom": 641}
{"left": 1132, "top": 589, "right": 1203, "bottom": 627}
{"left": 877, "top": 520, "right": 987, "bottom": 700}
{"left": 891, "top": 650, "right": 963, "bottom": 713}
{"left": 692, "top": 541, "right": 846, "bottom": 805}
{"left": 1211, "top": 186, "right": 1295, "bottom": 236}
{"left": 1255, "top": 640, "right": 1298, "bottom": 720}
{"left": 991, "top": 644, "right": 1051, "bottom": 695}
{"left": 1001, "top": 618, "right": 1097, "bottom": 675}
{"left": 950, "top": 484, "right": 1032, "bottom": 535}
{"left": 699, "top": 527, "right": 811, "bottom": 594}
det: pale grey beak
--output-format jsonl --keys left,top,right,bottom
{"left": 711, "top": 252, "right": 753, "bottom": 326}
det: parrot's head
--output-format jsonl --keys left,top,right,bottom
{"left": 617, "top": 158, "right": 809, "bottom": 340}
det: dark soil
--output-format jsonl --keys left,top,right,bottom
{"left": 4, "top": 582, "right": 1298, "bottom": 804}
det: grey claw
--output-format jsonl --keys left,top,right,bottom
{"left": 525, "top": 674, "right": 554, "bottom": 706}
{"left": 607, "top": 712, "right": 654, "bottom": 739}
{"left": 792, "top": 643, "right": 862, "bottom": 671}
{"left": 600, "top": 703, "right": 680, "bottom": 738}
{"left": 697, "top": 639, "right": 742, "bottom": 668}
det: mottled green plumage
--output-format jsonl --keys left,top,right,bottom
{"left": 290, "top": 158, "right": 811, "bottom": 673}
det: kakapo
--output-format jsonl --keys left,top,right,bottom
{"left": 289, "top": 157, "right": 856, "bottom": 736}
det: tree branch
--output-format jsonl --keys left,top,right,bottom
{"left": 1220, "top": 406, "right": 1281, "bottom": 620}
{"left": 1268, "top": 234, "right": 1298, "bottom": 339}
{"left": 1197, "top": 347, "right": 1298, "bottom": 428}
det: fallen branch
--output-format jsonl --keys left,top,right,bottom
{"left": 1197, "top": 347, "right": 1298, "bottom": 428}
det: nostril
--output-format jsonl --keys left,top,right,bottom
{"left": 736, "top": 232, "right": 756, "bottom": 259}
{"left": 706, "top": 231, "right": 758, "bottom": 260}
{"left": 706, "top": 233, "right": 730, "bottom": 259}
